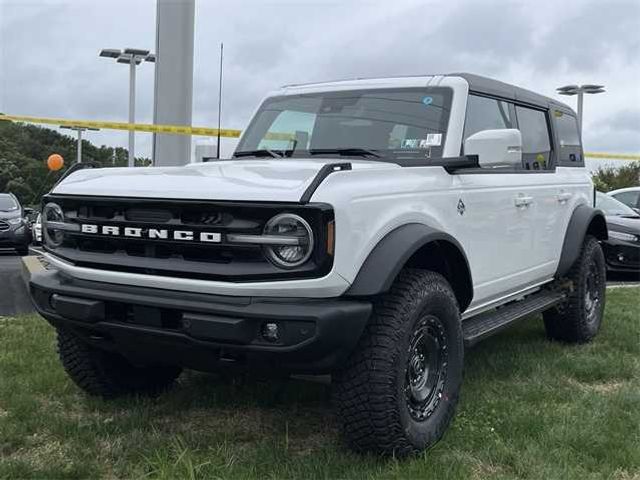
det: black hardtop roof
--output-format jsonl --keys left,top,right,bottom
{"left": 449, "top": 73, "right": 574, "bottom": 113}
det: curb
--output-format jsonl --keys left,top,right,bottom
{"left": 607, "top": 283, "right": 640, "bottom": 289}
{"left": 21, "top": 255, "right": 46, "bottom": 286}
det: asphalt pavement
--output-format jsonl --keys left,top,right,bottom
{"left": 0, "top": 249, "right": 34, "bottom": 316}
{"left": 0, "top": 248, "right": 638, "bottom": 317}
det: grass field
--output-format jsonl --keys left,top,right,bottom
{"left": 1, "top": 288, "right": 639, "bottom": 480}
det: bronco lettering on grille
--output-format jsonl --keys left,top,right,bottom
{"left": 80, "top": 224, "right": 221, "bottom": 243}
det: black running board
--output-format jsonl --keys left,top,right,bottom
{"left": 462, "top": 290, "right": 566, "bottom": 347}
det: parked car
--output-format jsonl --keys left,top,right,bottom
{"left": 0, "top": 193, "right": 32, "bottom": 255}
{"left": 596, "top": 192, "right": 640, "bottom": 272}
{"left": 608, "top": 186, "right": 640, "bottom": 214}
{"left": 31, "top": 212, "right": 42, "bottom": 245}
{"left": 29, "top": 73, "right": 608, "bottom": 457}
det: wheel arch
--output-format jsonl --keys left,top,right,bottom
{"left": 345, "top": 223, "right": 473, "bottom": 312}
{"left": 556, "top": 204, "right": 608, "bottom": 277}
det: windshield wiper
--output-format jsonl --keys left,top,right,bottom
{"left": 233, "top": 149, "right": 284, "bottom": 159}
{"left": 308, "top": 148, "right": 381, "bottom": 158}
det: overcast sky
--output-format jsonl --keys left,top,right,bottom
{"left": 1, "top": 0, "right": 639, "bottom": 162}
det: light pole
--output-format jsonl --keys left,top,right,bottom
{"left": 556, "top": 84, "right": 605, "bottom": 134}
{"left": 100, "top": 48, "right": 156, "bottom": 167}
{"left": 60, "top": 126, "right": 100, "bottom": 164}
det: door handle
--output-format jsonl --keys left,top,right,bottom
{"left": 557, "top": 192, "right": 573, "bottom": 203}
{"left": 514, "top": 195, "right": 533, "bottom": 208}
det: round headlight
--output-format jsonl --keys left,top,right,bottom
{"left": 42, "top": 202, "right": 65, "bottom": 248}
{"left": 263, "top": 213, "right": 314, "bottom": 268}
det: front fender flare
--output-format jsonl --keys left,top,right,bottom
{"left": 345, "top": 223, "right": 472, "bottom": 307}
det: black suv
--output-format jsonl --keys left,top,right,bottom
{"left": 0, "top": 193, "right": 31, "bottom": 255}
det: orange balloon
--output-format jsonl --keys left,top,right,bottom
{"left": 47, "top": 154, "right": 64, "bottom": 171}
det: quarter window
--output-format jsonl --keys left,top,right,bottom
{"left": 463, "top": 95, "right": 515, "bottom": 142}
{"left": 515, "top": 106, "right": 551, "bottom": 170}
{"left": 554, "top": 110, "right": 583, "bottom": 165}
{"left": 555, "top": 112, "right": 581, "bottom": 147}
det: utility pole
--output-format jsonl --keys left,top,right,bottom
{"left": 99, "top": 48, "right": 156, "bottom": 167}
{"left": 216, "top": 43, "right": 224, "bottom": 159}
{"left": 153, "top": 0, "right": 195, "bottom": 166}
{"left": 60, "top": 126, "right": 100, "bottom": 164}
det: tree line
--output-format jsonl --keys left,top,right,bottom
{"left": 0, "top": 120, "right": 149, "bottom": 207}
{"left": 592, "top": 161, "right": 640, "bottom": 193}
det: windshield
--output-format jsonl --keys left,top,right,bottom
{"left": 235, "top": 87, "right": 453, "bottom": 161}
{"left": 0, "top": 196, "right": 18, "bottom": 212}
{"left": 596, "top": 192, "right": 638, "bottom": 216}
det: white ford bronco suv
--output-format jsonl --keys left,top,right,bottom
{"left": 30, "top": 73, "right": 608, "bottom": 456}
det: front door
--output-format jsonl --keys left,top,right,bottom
{"left": 453, "top": 172, "right": 545, "bottom": 308}
{"left": 452, "top": 95, "right": 560, "bottom": 309}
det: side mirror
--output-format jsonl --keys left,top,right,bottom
{"left": 464, "top": 129, "right": 522, "bottom": 168}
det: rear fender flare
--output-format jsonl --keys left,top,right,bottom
{"left": 556, "top": 204, "right": 608, "bottom": 277}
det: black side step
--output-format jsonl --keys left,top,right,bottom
{"left": 462, "top": 290, "right": 566, "bottom": 347}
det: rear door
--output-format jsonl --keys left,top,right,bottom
{"left": 513, "top": 104, "right": 564, "bottom": 276}
{"left": 550, "top": 108, "right": 593, "bottom": 266}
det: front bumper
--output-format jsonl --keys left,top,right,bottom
{"left": 29, "top": 269, "right": 372, "bottom": 374}
{"left": 603, "top": 240, "right": 640, "bottom": 272}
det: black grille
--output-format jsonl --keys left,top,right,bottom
{"left": 0, "top": 221, "right": 9, "bottom": 232}
{"left": 44, "top": 195, "right": 334, "bottom": 282}
{"left": 125, "top": 208, "right": 173, "bottom": 223}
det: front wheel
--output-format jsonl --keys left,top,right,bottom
{"left": 543, "top": 235, "right": 606, "bottom": 343}
{"left": 333, "top": 270, "right": 464, "bottom": 456}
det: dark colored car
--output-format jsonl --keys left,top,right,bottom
{"left": 608, "top": 187, "right": 640, "bottom": 214}
{"left": 596, "top": 192, "right": 640, "bottom": 272}
{"left": 0, "top": 193, "right": 31, "bottom": 256}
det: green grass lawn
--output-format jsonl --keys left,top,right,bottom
{"left": 1, "top": 288, "right": 639, "bottom": 480}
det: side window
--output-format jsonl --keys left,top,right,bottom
{"left": 463, "top": 95, "right": 515, "bottom": 142}
{"left": 612, "top": 191, "right": 640, "bottom": 210}
{"left": 554, "top": 110, "right": 583, "bottom": 166}
{"left": 515, "top": 106, "right": 551, "bottom": 170}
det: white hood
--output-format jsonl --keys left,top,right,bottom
{"left": 51, "top": 159, "right": 397, "bottom": 202}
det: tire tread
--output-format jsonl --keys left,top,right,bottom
{"left": 334, "top": 269, "right": 463, "bottom": 456}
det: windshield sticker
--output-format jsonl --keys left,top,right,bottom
{"left": 421, "top": 133, "right": 442, "bottom": 147}
{"left": 401, "top": 135, "right": 442, "bottom": 149}
{"left": 401, "top": 139, "right": 420, "bottom": 149}
{"left": 422, "top": 96, "right": 433, "bottom": 106}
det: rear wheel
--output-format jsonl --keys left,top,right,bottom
{"left": 543, "top": 235, "right": 606, "bottom": 343}
{"left": 57, "top": 328, "right": 182, "bottom": 398}
{"left": 333, "top": 270, "right": 463, "bottom": 456}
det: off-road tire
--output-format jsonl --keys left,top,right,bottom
{"left": 333, "top": 269, "right": 464, "bottom": 456}
{"left": 57, "top": 328, "right": 182, "bottom": 398}
{"left": 543, "top": 235, "right": 606, "bottom": 343}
